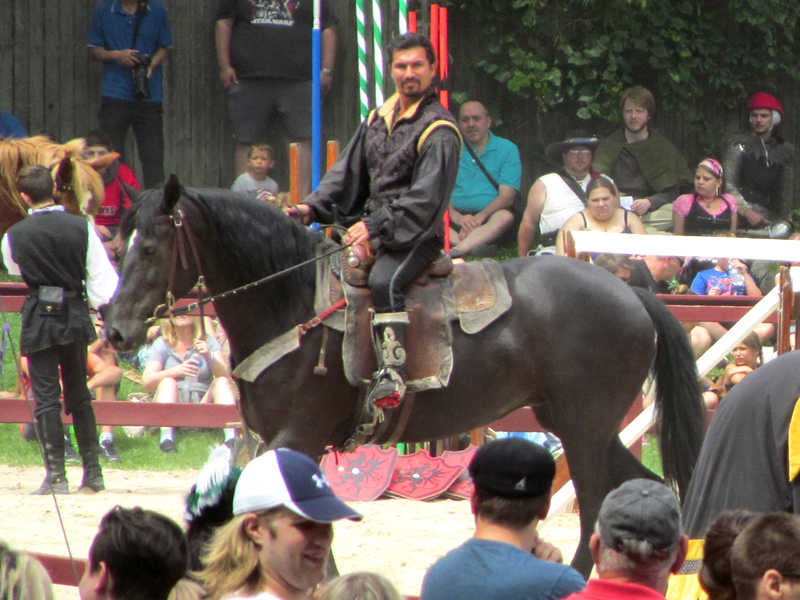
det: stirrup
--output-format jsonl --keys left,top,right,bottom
{"left": 367, "top": 367, "right": 406, "bottom": 409}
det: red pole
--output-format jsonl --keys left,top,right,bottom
{"left": 409, "top": 11, "right": 417, "bottom": 33}
{"left": 430, "top": 5, "right": 439, "bottom": 63}
{"left": 438, "top": 6, "right": 448, "bottom": 110}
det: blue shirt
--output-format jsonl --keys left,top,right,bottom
{"left": 0, "top": 112, "right": 28, "bottom": 139}
{"left": 691, "top": 268, "right": 746, "bottom": 296}
{"left": 450, "top": 133, "right": 521, "bottom": 213}
{"left": 87, "top": 0, "right": 173, "bottom": 103}
{"left": 421, "top": 538, "right": 586, "bottom": 600}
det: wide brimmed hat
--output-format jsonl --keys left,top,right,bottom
{"left": 545, "top": 130, "right": 602, "bottom": 164}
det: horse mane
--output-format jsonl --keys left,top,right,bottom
{"left": 123, "top": 188, "right": 321, "bottom": 310}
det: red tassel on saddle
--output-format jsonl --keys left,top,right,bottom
{"left": 375, "top": 392, "right": 401, "bottom": 408}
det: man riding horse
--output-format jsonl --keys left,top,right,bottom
{"left": 286, "top": 33, "right": 461, "bottom": 410}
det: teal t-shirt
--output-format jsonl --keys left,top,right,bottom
{"left": 450, "top": 133, "right": 521, "bottom": 213}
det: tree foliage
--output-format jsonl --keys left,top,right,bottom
{"left": 453, "top": 0, "right": 800, "bottom": 151}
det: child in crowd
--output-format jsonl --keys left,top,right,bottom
{"left": 702, "top": 332, "right": 763, "bottom": 409}
{"left": 320, "top": 572, "right": 404, "bottom": 600}
{"left": 231, "top": 143, "right": 278, "bottom": 199}
{"left": 83, "top": 130, "right": 141, "bottom": 263}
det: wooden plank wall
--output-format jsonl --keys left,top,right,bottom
{"left": 2, "top": 0, "right": 799, "bottom": 206}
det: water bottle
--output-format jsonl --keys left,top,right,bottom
{"left": 728, "top": 260, "right": 745, "bottom": 291}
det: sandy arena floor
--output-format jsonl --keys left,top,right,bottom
{"left": 0, "top": 465, "right": 581, "bottom": 599}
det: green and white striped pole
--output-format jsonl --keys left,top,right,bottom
{"left": 372, "top": 0, "right": 384, "bottom": 106}
{"left": 399, "top": 0, "right": 408, "bottom": 34}
{"left": 356, "top": 0, "right": 369, "bottom": 120}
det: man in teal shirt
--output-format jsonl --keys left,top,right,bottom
{"left": 450, "top": 101, "right": 521, "bottom": 257}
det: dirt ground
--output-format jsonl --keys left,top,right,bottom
{"left": 0, "top": 464, "right": 581, "bottom": 599}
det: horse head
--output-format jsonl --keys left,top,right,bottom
{"left": 105, "top": 174, "right": 202, "bottom": 351}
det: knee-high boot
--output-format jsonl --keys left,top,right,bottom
{"left": 366, "top": 311, "right": 409, "bottom": 409}
{"left": 30, "top": 411, "right": 69, "bottom": 495}
{"left": 72, "top": 404, "right": 104, "bottom": 493}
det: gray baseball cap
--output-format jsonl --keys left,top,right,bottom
{"left": 598, "top": 479, "right": 682, "bottom": 556}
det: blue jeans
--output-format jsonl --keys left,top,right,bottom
{"left": 99, "top": 97, "right": 165, "bottom": 188}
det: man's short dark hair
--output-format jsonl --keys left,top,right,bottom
{"left": 16, "top": 165, "right": 54, "bottom": 203}
{"left": 731, "top": 513, "right": 800, "bottom": 600}
{"left": 620, "top": 86, "right": 656, "bottom": 119}
{"left": 89, "top": 506, "right": 188, "bottom": 600}
{"left": 86, "top": 130, "right": 114, "bottom": 151}
{"left": 473, "top": 486, "right": 549, "bottom": 530}
{"left": 387, "top": 33, "right": 436, "bottom": 65}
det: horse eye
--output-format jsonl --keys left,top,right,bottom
{"left": 141, "top": 242, "right": 158, "bottom": 256}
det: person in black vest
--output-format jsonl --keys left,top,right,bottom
{"left": 1, "top": 165, "right": 118, "bottom": 495}
{"left": 286, "top": 33, "right": 461, "bottom": 411}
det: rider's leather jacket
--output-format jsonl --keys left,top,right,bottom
{"left": 722, "top": 131, "right": 795, "bottom": 220}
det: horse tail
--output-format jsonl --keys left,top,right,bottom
{"left": 633, "top": 287, "right": 705, "bottom": 500}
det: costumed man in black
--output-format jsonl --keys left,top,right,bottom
{"left": 722, "top": 91, "right": 795, "bottom": 238}
{"left": 286, "top": 33, "right": 461, "bottom": 410}
{"left": 1, "top": 166, "right": 118, "bottom": 494}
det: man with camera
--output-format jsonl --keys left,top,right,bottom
{"left": 88, "top": 0, "right": 173, "bottom": 188}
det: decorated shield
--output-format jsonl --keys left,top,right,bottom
{"left": 385, "top": 449, "right": 465, "bottom": 500}
{"left": 441, "top": 446, "right": 478, "bottom": 500}
{"left": 320, "top": 445, "right": 398, "bottom": 502}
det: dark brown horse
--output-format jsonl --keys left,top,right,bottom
{"left": 104, "top": 177, "right": 705, "bottom": 576}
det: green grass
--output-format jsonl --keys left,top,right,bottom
{"left": 641, "top": 434, "right": 663, "bottom": 477}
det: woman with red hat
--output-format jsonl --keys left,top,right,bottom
{"left": 721, "top": 91, "right": 794, "bottom": 237}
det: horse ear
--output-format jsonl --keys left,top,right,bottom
{"left": 160, "top": 174, "right": 183, "bottom": 214}
{"left": 121, "top": 180, "right": 142, "bottom": 204}
{"left": 54, "top": 157, "right": 73, "bottom": 191}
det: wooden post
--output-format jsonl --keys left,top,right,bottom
{"left": 326, "top": 140, "right": 340, "bottom": 170}
{"left": 289, "top": 143, "right": 302, "bottom": 204}
{"left": 778, "top": 266, "right": 793, "bottom": 355}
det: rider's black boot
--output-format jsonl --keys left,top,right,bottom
{"left": 366, "top": 311, "right": 409, "bottom": 409}
{"left": 30, "top": 411, "right": 69, "bottom": 495}
{"left": 72, "top": 403, "right": 105, "bottom": 493}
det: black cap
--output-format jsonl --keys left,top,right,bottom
{"left": 468, "top": 438, "right": 556, "bottom": 498}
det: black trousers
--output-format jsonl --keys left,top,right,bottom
{"left": 369, "top": 239, "right": 443, "bottom": 312}
{"left": 99, "top": 97, "right": 165, "bottom": 188}
{"left": 27, "top": 342, "right": 92, "bottom": 419}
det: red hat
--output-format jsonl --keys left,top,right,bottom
{"left": 748, "top": 92, "right": 784, "bottom": 118}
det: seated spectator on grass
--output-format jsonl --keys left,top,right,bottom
{"left": 562, "top": 479, "right": 687, "bottom": 600}
{"left": 420, "top": 438, "right": 585, "bottom": 600}
{"left": 449, "top": 101, "right": 520, "bottom": 258}
{"left": 518, "top": 130, "right": 600, "bottom": 256}
{"left": 673, "top": 158, "right": 738, "bottom": 236}
{"left": 594, "top": 253, "right": 635, "bottom": 282}
{"left": 231, "top": 143, "right": 279, "bottom": 200}
{"left": 83, "top": 130, "right": 140, "bottom": 264}
{"left": 142, "top": 315, "right": 237, "bottom": 454}
{"left": 79, "top": 506, "right": 188, "bottom": 600}
{"left": 556, "top": 176, "right": 646, "bottom": 256}
{"left": 197, "top": 448, "right": 362, "bottom": 600}
{"left": 320, "top": 572, "right": 403, "bottom": 600}
{"left": 731, "top": 513, "right": 800, "bottom": 600}
{"left": 629, "top": 255, "right": 683, "bottom": 294}
{"left": 0, "top": 539, "right": 53, "bottom": 600}
{"left": 702, "top": 332, "right": 763, "bottom": 409}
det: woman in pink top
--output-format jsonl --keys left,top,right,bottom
{"left": 673, "top": 158, "right": 738, "bottom": 236}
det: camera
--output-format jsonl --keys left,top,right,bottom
{"left": 132, "top": 51, "right": 152, "bottom": 100}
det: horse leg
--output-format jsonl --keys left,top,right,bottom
{"left": 608, "top": 435, "right": 662, "bottom": 487}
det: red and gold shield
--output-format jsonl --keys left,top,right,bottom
{"left": 320, "top": 445, "right": 398, "bottom": 502}
{"left": 442, "top": 446, "right": 477, "bottom": 500}
{"left": 385, "top": 449, "right": 465, "bottom": 501}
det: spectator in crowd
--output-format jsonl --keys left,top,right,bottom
{"left": 142, "top": 315, "right": 237, "bottom": 454}
{"left": 556, "top": 176, "right": 646, "bottom": 256}
{"left": 699, "top": 511, "right": 758, "bottom": 600}
{"left": 673, "top": 158, "right": 738, "bottom": 236}
{"left": 420, "top": 438, "right": 586, "bottom": 600}
{"left": 592, "top": 86, "right": 692, "bottom": 231}
{"left": 629, "top": 255, "right": 683, "bottom": 294}
{"left": 79, "top": 506, "right": 188, "bottom": 600}
{"left": 287, "top": 33, "right": 460, "bottom": 411}
{"left": 0, "top": 111, "right": 28, "bottom": 140}
{"left": 703, "top": 332, "right": 763, "bottom": 409}
{"left": 731, "top": 513, "right": 800, "bottom": 600}
{"left": 320, "top": 572, "right": 403, "bottom": 600}
{"left": 83, "top": 130, "right": 141, "bottom": 264}
{"left": 231, "top": 143, "right": 279, "bottom": 198}
{"left": 197, "top": 448, "right": 362, "bottom": 600}
{"left": 88, "top": 0, "right": 173, "bottom": 189}
{"left": 449, "top": 101, "right": 520, "bottom": 258}
{"left": 518, "top": 130, "right": 600, "bottom": 256}
{"left": 722, "top": 91, "right": 795, "bottom": 237}
{"left": 593, "top": 253, "right": 635, "bottom": 282}
{"left": 215, "top": 0, "right": 338, "bottom": 196}
{"left": 562, "top": 479, "right": 688, "bottom": 600}
{"left": 0, "top": 539, "right": 54, "bottom": 600}
{"left": 1, "top": 166, "right": 118, "bottom": 494}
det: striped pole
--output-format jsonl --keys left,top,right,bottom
{"left": 356, "top": 0, "right": 369, "bottom": 120}
{"left": 399, "top": 0, "right": 408, "bottom": 34}
{"left": 372, "top": 0, "right": 384, "bottom": 107}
